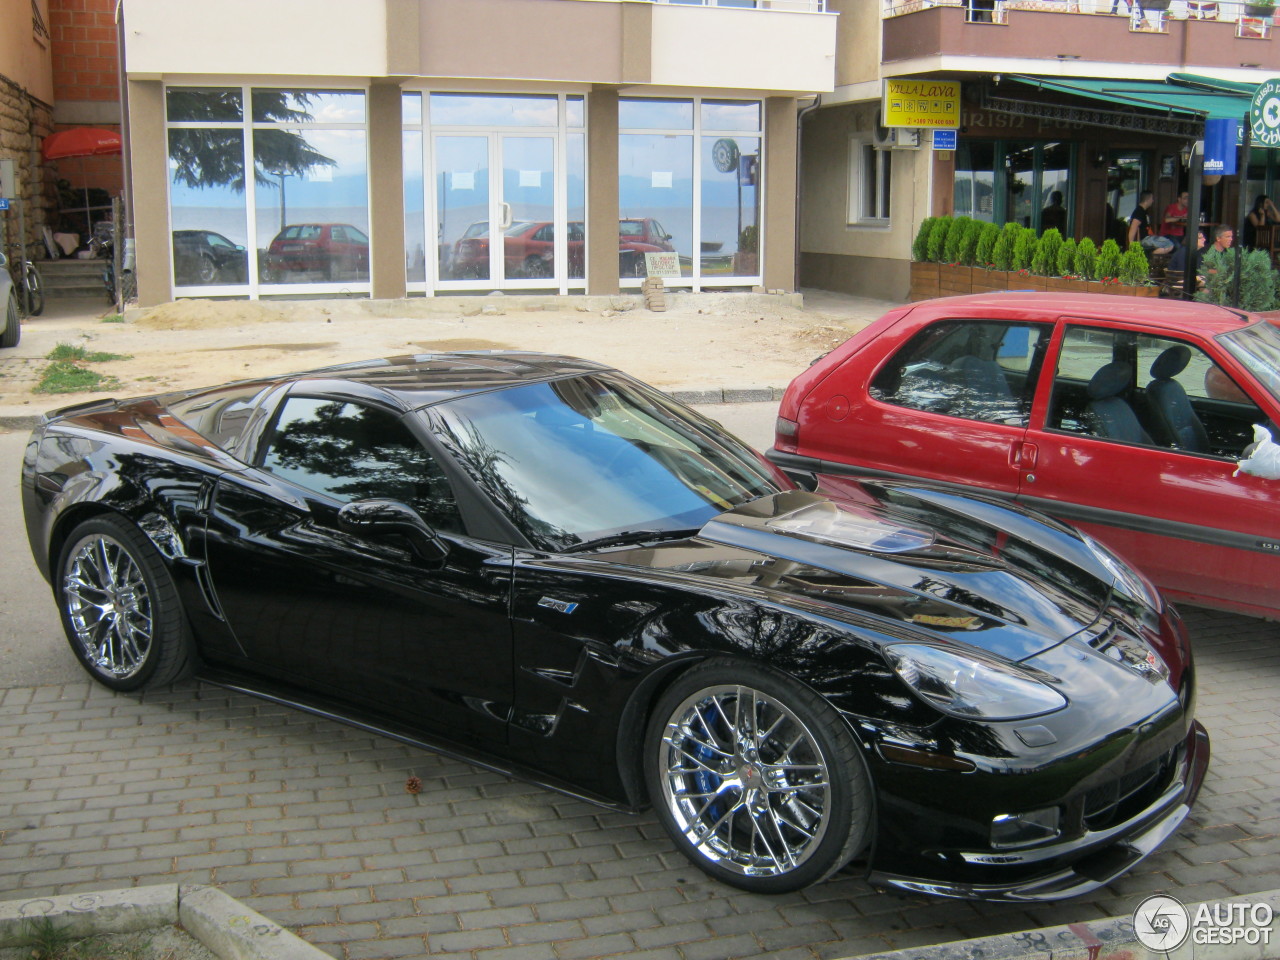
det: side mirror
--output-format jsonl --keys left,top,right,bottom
{"left": 337, "top": 498, "right": 448, "bottom": 561}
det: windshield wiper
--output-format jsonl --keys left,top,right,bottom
{"left": 569, "top": 527, "right": 702, "bottom": 553}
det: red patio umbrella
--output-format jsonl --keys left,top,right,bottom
{"left": 41, "top": 127, "right": 122, "bottom": 161}
{"left": 42, "top": 127, "right": 123, "bottom": 242}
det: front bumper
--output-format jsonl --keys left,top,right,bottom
{"left": 867, "top": 720, "right": 1210, "bottom": 901}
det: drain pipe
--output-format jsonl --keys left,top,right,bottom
{"left": 794, "top": 94, "right": 822, "bottom": 293}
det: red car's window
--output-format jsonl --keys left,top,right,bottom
{"left": 1049, "top": 325, "right": 1264, "bottom": 458}
{"left": 869, "top": 319, "right": 1052, "bottom": 426}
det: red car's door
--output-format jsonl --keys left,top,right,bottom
{"left": 801, "top": 317, "right": 1055, "bottom": 499}
{"left": 1018, "top": 319, "right": 1280, "bottom": 617}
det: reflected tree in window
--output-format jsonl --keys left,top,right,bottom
{"left": 167, "top": 89, "right": 335, "bottom": 193}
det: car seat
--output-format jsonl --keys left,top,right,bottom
{"left": 1085, "top": 362, "right": 1151, "bottom": 444}
{"left": 1145, "top": 346, "right": 1209, "bottom": 453}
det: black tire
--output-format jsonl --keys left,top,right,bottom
{"left": 55, "top": 515, "right": 194, "bottom": 691}
{"left": 1, "top": 291, "right": 19, "bottom": 348}
{"left": 644, "top": 658, "right": 872, "bottom": 893}
{"left": 25, "top": 265, "right": 44, "bottom": 317}
{"left": 196, "top": 253, "right": 219, "bottom": 284}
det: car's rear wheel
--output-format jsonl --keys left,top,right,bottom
{"left": 55, "top": 516, "right": 194, "bottom": 691}
{"left": 196, "top": 253, "right": 218, "bottom": 284}
{"left": 1, "top": 291, "right": 20, "bottom": 348}
{"left": 644, "top": 659, "right": 872, "bottom": 893}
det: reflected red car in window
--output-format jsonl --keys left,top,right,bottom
{"left": 769, "top": 292, "right": 1280, "bottom": 619}
{"left": 264, "top": 223, "right": 369, "bottom": 282}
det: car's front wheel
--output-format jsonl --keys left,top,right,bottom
{"left": 55, "top": 516, "right": 194, "bottom": 691}
{"left": 644, "top": 659, "right": 872, "bottom": 893}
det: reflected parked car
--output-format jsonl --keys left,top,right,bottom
{"left": 264, "top": 223, "right": 369, "bottom": 282}
{"left": 172, "top": 230, "right": 248, "bottom": 286}
{"left": 619, "top": 217, "right": 675, "bottom": 277}
{"left": 769, "top": 292, "right": 1280, "bottom": 619}
{"left": 23, "top": 350, "right": 1207, "bottom": 899}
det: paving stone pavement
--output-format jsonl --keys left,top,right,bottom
{"left": 1, "top": 605, "right": 1277, "bottom": 960}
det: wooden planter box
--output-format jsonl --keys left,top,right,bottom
{"left": 910, "top": 261, "right": 1160, "bottom": 300}
{"left": 939, "top": 264, "right": 973, "bottom": 296}
{"left": 909, "top": 262, "right": 941, "bottom": 301}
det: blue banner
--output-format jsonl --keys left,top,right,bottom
{"left": 1203, "top": 118, "right": 1240, "bottom": 176}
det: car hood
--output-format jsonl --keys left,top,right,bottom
{"left": 610, "top": 485, "right": 1124, "bottom": 663}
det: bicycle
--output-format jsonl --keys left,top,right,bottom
{"left": 4, "top": 243, "right": 44, "bottom": 318}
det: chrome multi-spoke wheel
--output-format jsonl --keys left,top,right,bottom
{"left": 56, "top": 517, "right": 193, "bottom": 691}
{"left": 646, "top": 661, "right": 871, "bottom": 893}
{"left": 63, "top": 533, "right": 153, "bottom": 680}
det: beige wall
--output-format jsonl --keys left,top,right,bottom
{"left": 763, "top": 97, "right": 798, "bottom": 293}
{"left": 828, "top": 0, "right": 881, "bottom": 89}
{"left": 800, "top": 102, "right": 926, "bottom": 256}
{"left": 368, "top": 82, "right": 405, "bottom": 300}
{"left": 0, "top": 0, "right": 54, "bottom": 103}
{"left": 123, "top": 0, "right": 390, "bottom": 77}
{"left": 587, "top": 86, "right": 620, "bottom": 296}
{"left": 649, "top": 5, "right": 836, "bottom": 94}
{"left": 126, "top": 78, "right": 168, "bottom": 308}
{"left": 124, "top": 0, "right": 834, "bottom": 95}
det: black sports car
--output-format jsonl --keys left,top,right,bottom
{"left": 20, "top": 353, "right": 1209, "bottom": 898}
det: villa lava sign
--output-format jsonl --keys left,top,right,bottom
{"left": 1250, "top": 77, "right": 1280, "bottom": 148}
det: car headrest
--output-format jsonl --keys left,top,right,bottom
{"left": 1087, "top": 362, "right": 1133, "bottom": 401}
{"left": 1150, "top": 345, "right": 1192, "bottom": 380}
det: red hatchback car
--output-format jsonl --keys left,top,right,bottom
{"left": 770, "top": 292, "right": 1280, "bottom": 619}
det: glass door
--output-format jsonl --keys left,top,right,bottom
{"left": 434, "top": 133, "right": 558, "bottom": 289}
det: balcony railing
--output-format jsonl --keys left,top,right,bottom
{"left": 883, "top": 0, "right": 1269, "bottom": 36}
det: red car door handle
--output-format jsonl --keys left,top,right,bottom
{"left": 1011, "top": 442, "right": 1038, "bottom": 469}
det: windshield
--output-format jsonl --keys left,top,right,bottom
{"left": 430, "top": 374, "right": 787, "bottom": 552}
{"left": 1218, "top": 321, "right": 1280, "bottom": 405}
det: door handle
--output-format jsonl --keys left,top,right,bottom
{"left": 499, "top": 202, "right": 513, "bottom": 231}
{"left": 1011, "top": 441, "right": 1038, "bottom": 470}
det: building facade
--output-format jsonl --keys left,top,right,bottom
{"left": 801, "top": 0, "right": 1280, "bottom": 302}
{"left": 0, "top": 0, "right": 55, "bottom": 250}
{"left": 118, "top": 0, "right": 837, "bottom": 306}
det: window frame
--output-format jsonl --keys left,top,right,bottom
{"left": 847, "top": 136, "right": 892, "bottom": 226}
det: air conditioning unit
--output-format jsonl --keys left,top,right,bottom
{"left": 874, "top": 127, "right": 921, "bottom": 150}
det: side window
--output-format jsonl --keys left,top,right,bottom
{"left": 869, "top": 319, "right": 1051, "bottom": 425}
{"left": 1048, "top": 327, "right": 1264, "bottom": 457}
{"left": 260, "top": 397, "right": 462, "bottom": 533}
{"left": 533, "top": 225, "right": 554, "bottom": 242}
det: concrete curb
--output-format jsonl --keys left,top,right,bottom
{"left": 843, "top": 890, "right": 1280, "bottom": 960}
{"left": 0, "top": 884, "right": 331, "bottom": 960}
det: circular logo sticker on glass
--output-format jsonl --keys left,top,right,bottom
{"left": 1133, "top": 894, "right": 1191, "bottom": 952}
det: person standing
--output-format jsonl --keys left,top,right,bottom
{"left": 1161, "top": 191, "right": 1190, "bottom": 242}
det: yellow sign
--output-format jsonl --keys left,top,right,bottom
{"left": 883, "top": 79, "right": 961, "bottom": 129}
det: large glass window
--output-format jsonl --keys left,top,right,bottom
{"left": 166, "top": 88, "right": 250, "bottom": 290}
{"left": 620, "top": 97, "right": 763, "bottom": 287}
{"left": 165, "top": 86, "right": 369, "bottom": 294}
{"left": 954, "top": 140, "right": 1075, "bottom": 235}
{"left": 254, "top": 91, "right": 369, "bottom": 287}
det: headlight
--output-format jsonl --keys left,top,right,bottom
{"left": 1083, "top": 535, "right": 1161, "bottom": 611}
{"left": 884, "top": 644, "right": 1067, "bottom": 721}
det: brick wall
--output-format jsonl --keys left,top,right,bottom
{"left": 48, "top": 0, "right": 122, "bottom": 210}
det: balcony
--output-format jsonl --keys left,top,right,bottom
{"left": 881, "top": 0, "right": 1280, "bottom": 73}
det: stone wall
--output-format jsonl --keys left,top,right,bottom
{"left": 0, "top": 72, "right": 54, "bottom": 256}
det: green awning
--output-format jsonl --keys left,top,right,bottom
{"left": 1009, "top": 74, "right": 1253, "bottom": 122}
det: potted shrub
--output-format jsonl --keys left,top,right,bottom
{"left": 733, "top": 223, "right": 758, "bottom": 275}
{"left": 1245, "top": 0, "right": 1273, "bottom": 18}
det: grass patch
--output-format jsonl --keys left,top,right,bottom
{"left": 46, "top": 343, "right": 131, "bottom": 363}
{"left": 35, "top": 361, "right": 121, "bottom": 394}
{"left": 15, "top": 917, "right": 155, "bottom": 960}
{"left": 101, "top": 313, "right": 126, "bottom": 324}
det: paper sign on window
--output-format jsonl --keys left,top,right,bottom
{"left": 651, "top": 171, "right": 673, "bottom": 189}
{"left": 519, "top": 170, "right": 542, "bottom": 188}
{"left": 451, "top": 171, "right": 475, "bottom": 190}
